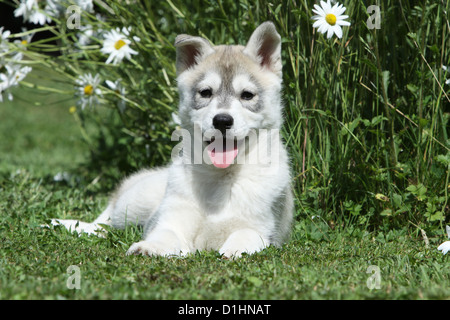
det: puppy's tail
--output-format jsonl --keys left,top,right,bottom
{"left": 45, "top": 205, "right": 112, "bottom": 237}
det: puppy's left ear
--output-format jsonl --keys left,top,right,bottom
{"left": 243, "top": 21, "right": 282, "bottom": 77}
{"left": 175, "top": 34, "right": 214, "bottom": 75}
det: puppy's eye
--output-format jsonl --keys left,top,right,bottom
{"left": 199, "top": 88, "right": 212, "bottom": 98}
{"left": 241, "top": 91, "right": 255, "bottom": 101}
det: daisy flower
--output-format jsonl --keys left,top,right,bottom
{"left": 77, "top": 25, "right": 95, "bottom": 47}
{"left": 75, "top": 73, "right": 102, "bottom": 110}
{"left": 0, "top": 64, "right": 33, "bottom": 102}
{"left": 312, "top": 0, "right": 351, "bottom": 39}
{"left": 76, "top": 15, "right": 105, "bottom": 48}
{"left": 13, "top": 28, "right": 35, "bottom": 49}
{"left": 74, "top": 0, "right": 94, "bottom": 13}
{"left": 0, "top": 28, "right": 32, "bottom": 103}
{"left": 0, "top": 72, "right": 14, "bottom": 102}
{"left": 44, "top": 0, "right": 65, "bottom": 18}
{"left": 100, "top": 27, "right": 140, "bottom": 65}
{"left": 13, "top": 0, "right": 35, "bottom": 21}
{"left": 4, "top": 64, "right": 32, "bottom": 86}
{"left": 106, "top": 79, "right": 127, "bottom": 112}
{"left": 438, "top": 226, "right": 450, "bottom": 255}
{"left": 14, "top": 0, "right": 51, "bottom": 25}
{"left": 0, "top": 27, "right": 11, "bottom": 53}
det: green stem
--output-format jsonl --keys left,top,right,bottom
{"left": 373, "top": 29, "right": 397, "bottom": 167}
{"left": 20, "top": 81, "right": 73, "bottom": 95}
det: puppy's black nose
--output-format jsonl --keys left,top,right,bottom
{"left": 213, "top": 113, "right": 234, "bottom": 134}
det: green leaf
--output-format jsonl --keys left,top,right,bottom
{"left": 382, "top": 70, "right": 390, "bottom": 93}
{"left": 407, "top": 32, "right": 418, "bottom": 41}
{"left": 406, "top": 84, "right": 418, "bottom": 95}
{"left": 247, "top": 276, "right": 263, "bottom": 287}
{"left": 436, "top": 154, "right": 450, "bottom": 166}
{"left": 392, "top": 193, "right": 402, "bottom": 208}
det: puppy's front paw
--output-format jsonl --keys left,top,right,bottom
{"left": 219, "top": 229, "right": 268, "bottom": 259}
{"left": 126, "top": 241, "right": 181, "bottom": 257}
{"left": 219, "top": 241, "right": 263, "bottom": 259}
{"left": 219, "top": 247, "right": 247, "bottom": 259}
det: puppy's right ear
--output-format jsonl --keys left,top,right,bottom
{"left": 175, "top": 35, "right": 214, "bottom": 75}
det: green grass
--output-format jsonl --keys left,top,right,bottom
{"left": 0, "top": 66, "right": 86, "bottom": 176}
{"left": 0, "top": 169, "right": 449, "bottom": 299}
{"left": 1, "top": 0, "right": 450, "bottom": 300}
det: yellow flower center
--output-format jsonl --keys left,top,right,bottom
{"left": 84, "top": 84, "right": 94, "bottom": 95}
{"left": 21, "top": 40, "right": 28, "bottom": 45}
{"left": 114, "top": 39, "right": 126, "bottom": 50}
{"left": 325, "top": 13, "right": 337, "bottom": 26}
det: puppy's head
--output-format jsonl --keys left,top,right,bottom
{"left": 175, "top": 22, "right": 283, "bottom": 168}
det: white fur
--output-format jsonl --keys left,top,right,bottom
{"left": 48, "top": 22, "right": 294, "bottom": 259}
{"left": 198, "top": 72, "right": 222, "bottom": 92}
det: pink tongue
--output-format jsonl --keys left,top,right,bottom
{"left": 206, "top": 141, "right": 238, "bottom": 168}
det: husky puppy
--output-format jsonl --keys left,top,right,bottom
{"left": 51, "top": 22, "right": 293, "bottom": 258}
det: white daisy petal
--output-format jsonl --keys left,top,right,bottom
{"left": 334, "top": 25, "right": 343, "bottom": 38}
{"left": 318, "top": 22, "right": 329, "bottom": 34}
{"left": 338, "top": 6, "right": 347, "bottom": 16}
{"left": 327, "top": 27, "right": 334, "bottom": 39}
{"left": 337, "top": 20, "right": 351, "bottom": 26}
{"left": 332, "top": 4, "right": 345, "bottom": 16}
{"left": 331, "top": 3, "right": 339, "bottom": 12}
{"left": 321, "top": 0, "right": 331, "bottom": 12}
{"left": 105, "top": 80, "right": 115, "bottom": 88}
{"left": 312, "top": 9, "right": 321, "bottom": 16}
{"left": 313, "top": 20, "right": 324, "bottom": 28}
{"left": 105, "top": 54, "right": 114, "bottom": 64}
{"left": 312, "top": 5, "right": 325, "bottom": 16}
{"left": 310, "top": 0, "right": 350, "bottom": 39}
